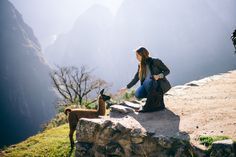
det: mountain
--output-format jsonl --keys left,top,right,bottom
{"left": 0, "top": 0, "right": 56, "bottom": 147}
{"left": 45, "top": 0, "right": 236, "bottom": 92}
{"left": 44, "top": 4, "right": 114, "bottom": 81}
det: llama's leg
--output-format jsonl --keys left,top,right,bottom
{"left": 69, "top": 128, "right": 75, "bottom": 149}
{"left": 69, "top": 121, "right": 76, "bottom": 149}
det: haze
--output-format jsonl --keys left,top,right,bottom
{"left": 8, "top": 0, "right": 236, "bottom": 92}
{"left": 9, "top": 0, "right": 124, "bottom": 48}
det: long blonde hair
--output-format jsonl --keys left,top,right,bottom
{"left": 136, "top": 47, "right": 150, "bottom": 80}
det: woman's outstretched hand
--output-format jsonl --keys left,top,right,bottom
{"left": 119, "top": 87, "right": 128, "bottom": 94}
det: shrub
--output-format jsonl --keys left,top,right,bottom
{"left": 199, "top": 135, "right": 230, "bottom": 147}
{"left": 123, "top": 89, "right": 135, "bottom": 101}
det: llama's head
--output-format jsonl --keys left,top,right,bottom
{"left": 99, "top": 89, "right": 111, "bottom": 101}
{"left": 99, "top": 89, "right": 112, "bottom": 109}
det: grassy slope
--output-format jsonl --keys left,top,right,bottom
{"left": 1, "top": 105, "right": 115, "bottom": 157}
{"left": 2, "top": 124, "right": 74, "bottom": 157}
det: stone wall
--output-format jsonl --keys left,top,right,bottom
{"left": 75, "top": 116, "right": 200, "bottom": 157}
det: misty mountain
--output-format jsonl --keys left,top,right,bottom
{"left": 0, "top": 0, "right": 56, "bottom": 147}
{"left": 45, "top": 0, "right": 236, "bottom": 91}
{"left": 45, "top": 4, "right": 114, "bottom": 74}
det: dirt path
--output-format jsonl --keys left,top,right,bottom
{"left": 165, "top": 70, "right": 236, "bottom": 146}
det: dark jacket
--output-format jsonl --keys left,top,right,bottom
{"left": 126, "top": 57, "right": 171, "bottom": 94}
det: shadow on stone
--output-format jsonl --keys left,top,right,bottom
{"left": 135, "top": 108, "right": 189, "bottom": 141}
{"left": 110, "top": 105, "right": 189, "bottom": 140}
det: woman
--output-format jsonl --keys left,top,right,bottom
{"left": 120, "top": 46, "right": 171, "bottom": 112}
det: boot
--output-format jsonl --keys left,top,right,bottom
{"left": 159, "top": 98, "right": 166, "bottom": 110}
{"left": 138, "top": 95, "right": 165, "bottom": 113}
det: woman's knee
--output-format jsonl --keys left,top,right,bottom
{"left": 134, "top": 91, "right": 142, "bottom": 99}
{"left": 135, "top": 89, "right": 146, "bottom": 99}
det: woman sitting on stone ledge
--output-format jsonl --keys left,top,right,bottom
{"left": 119, "top": 46, "right": 171, "bottom": 112}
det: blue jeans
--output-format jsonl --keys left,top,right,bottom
{"left": 135, "top": 77, "right": 153, "bottom": 99}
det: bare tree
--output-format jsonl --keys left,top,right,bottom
{"left": 50, "top": 65, "right": 109, "bottom": 107}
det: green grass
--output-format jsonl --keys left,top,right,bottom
{"left": 1, "top": 94, "right": 120, "bottom": 157}
{"left": 2, "top": 124, "right": 75, "bottom": 157}
{"left": 42, "top": 112, "right": 68, "bottom": 130}
{"left": 2, "top": 106, "right": 111, "bottom": 157}
{"left": 122, "top": 90, "right": 135, "bottom": 101}
{"left": 199, "top": 135, "right": 230, "bottom": 147}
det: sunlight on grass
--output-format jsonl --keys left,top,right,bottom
{"left": 3, "top": 124, "right": 75, "bottom": 157}
{"left": 199, "top": 135, "right": 230, "bottom": 147}
{"left": 2, "top": 103, "right": 112, "bottom": 156}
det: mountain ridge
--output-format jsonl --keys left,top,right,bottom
{"left": 0, "top": 0, "right": 56, "bottom": 148}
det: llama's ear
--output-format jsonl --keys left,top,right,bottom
{"left": 100, "top": 89, "right": 105, "bottom": 95}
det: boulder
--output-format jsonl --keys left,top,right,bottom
{"left": 109, "top": 104, "right": 137, "bottom": 118}
{"left": 75, "top": 114, "right": 197, "bottom": 157}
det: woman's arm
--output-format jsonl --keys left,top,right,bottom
{"left": 126, "top": 65, "right": 139, "bottom": 89}
{"left": 152, "top": 59, "right": 170, "bottom": 80}
{"left": 155, "top": 59, "right": 170, "bottom": 76}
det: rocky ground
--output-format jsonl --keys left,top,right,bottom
{"left": 75, "top": 70, "right": 236, "bottom": 156}
{"left": 165, "top": 70, "right": 236, "bottom": 148}
{"left": 111, "top": 70, "right": 236, "bottom": 148}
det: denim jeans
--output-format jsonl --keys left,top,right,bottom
{"left": 135, "top": 77, "right": 153, "bottom": 99}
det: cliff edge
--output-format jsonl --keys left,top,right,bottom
{"left": 75, "top": 70, "right": 236, "bottom": 157}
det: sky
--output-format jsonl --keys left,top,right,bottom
{"left": 6, "top": 0, "right": 236, "bottom": 92}
{"left": 9, "top": 0, "right": 124, "bottom": 49}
